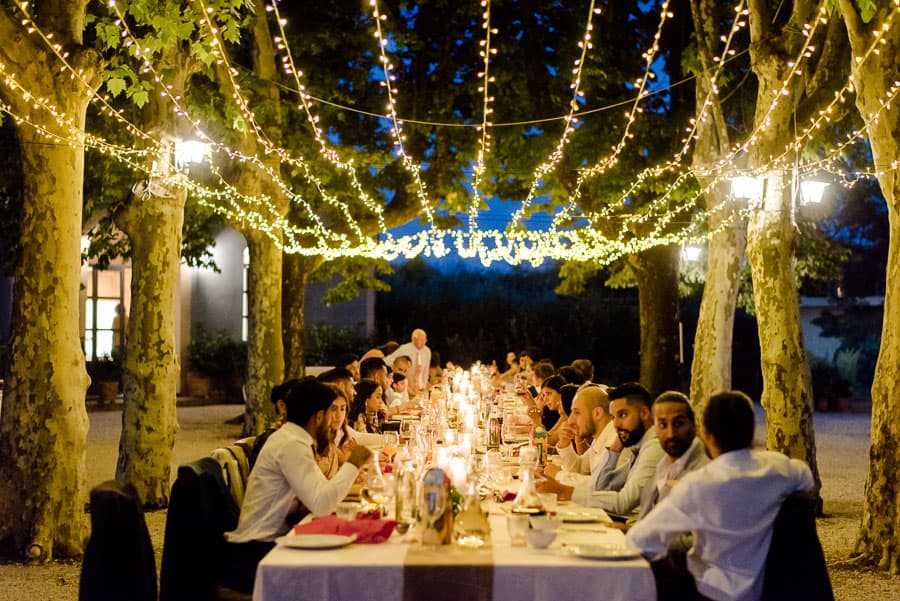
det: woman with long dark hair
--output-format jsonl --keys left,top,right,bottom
{"left": 349, "top": 378, "right": 384, "bottom": 434}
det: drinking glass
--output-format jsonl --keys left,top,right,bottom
{"left": 382, "top": 431, "right": 400, "bottom": 465}
{"left": 421, "top": 484, "right": 446, "bottom": 547}
{"left": 399, "top": 419, "right": 415, "bottom": 445}
{"left": 365, "top": 471, "right": 394, "bottom": 517}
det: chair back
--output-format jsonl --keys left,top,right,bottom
{"left": 761, "top": 492, "right": 834, "bottom": 601}
{"left": 79, "top": 480, "right": 156, "bottom": 601}
{"left": 159, "top": 457, "right": 240, "bottom": 601}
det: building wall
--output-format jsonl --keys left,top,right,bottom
{"left": 800, "top": 296, "right": 884, "bottom": 361}
{"left": 189, "top": 227, "right": 246, "bottom": 340}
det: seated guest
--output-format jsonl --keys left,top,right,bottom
{"left": 385, "top": 355, "right": 416, "bottom": 412}
{"left": 572, "top": 358, "right": 594, "bottom": 383}
{"left": 248, "top": 379, "right": 297, "bottom": 469}
{"left": 224, "top": 377, "right": 372, "bottom": 593}
{"left": 536, "top": 375, "right": 569, "bottom": 446}
{"left": 385, "top": 329, "right": 430, "bottom": 396}
{"left": 538, "top": 382, "right": 663, "bottom": 518}
{"left": 349, "top": 378, "right": 384, "bottom": 434}
{"left": 541, "top": 384, "right": 616, "bottom": 487}
{"left": 333, "top": 353, "right": 360, "bottom": 382}
{"left": 493, "top": 351, "right": 520, "bottom": 388}
{"left": 633, "top": 391, "right": 708, "bottom": 522}
{"left": 627, "top": 391, "right": 814, "bottom": 601}
{"left": 317, "top": 368, "right": 381, "bottom": 448}
{"left": 557, "top": 364, "right": 586, "bottom": 386}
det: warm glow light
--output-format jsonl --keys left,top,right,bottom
{"left": 174, "top": 139, "right": 210, "bottom": 169}
{"left": 682, "top": 245, "right": 702, "bottom": 262}
{"left": 731, "top": 176, "right": 764, "bottom": 203}
{"left": 798, "top": 180, "right": 828, "bottom": 205}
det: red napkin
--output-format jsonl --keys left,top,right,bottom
{"left": 293, "top": 514, "right": 398, "bottom": 544}
{"left": 500, "top": 490, "right": 517, "bottom": 502}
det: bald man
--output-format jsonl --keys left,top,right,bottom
{"left": 385, "top": 328, "right": 431, "bottom": 396}
{"left": 541, "top": 385, "right": 617, "bottom": 488}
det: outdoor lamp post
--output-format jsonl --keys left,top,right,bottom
{"left": 174, "top": 139, "right": 211, "bottom": 171}
{"left": 798, "top": 180, "right": 828, "bottom": 205}
{"left": 682, "top": 245, "right": 702, "bottom": 262}
{"left": 730, "top": 175, "right": 764, "bottom": 204}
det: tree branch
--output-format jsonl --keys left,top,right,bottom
{"left": 0, "top": 8, "right": 37, "bottom": 67}
{"left": 836, "top": 0, "right": 866, "bottom": 55}
{"left": 33, "top": 0, "right": 90, "bottom": 47}
{"left": 747, "top": 0, "right": 769, "bottom": 46}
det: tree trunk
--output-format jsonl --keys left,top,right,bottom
{"left": 282, "top": 253, "right": 313, "bottom": 379}
{"left": 688, "top": 0, "right": 746, "bottom": 418}
{"left": 114, "top": 171, "right": 185, "bottom": 508}
{"left": 838, "top": 0, "right": 900, "bottom": 572}
{"left": 0, "top": 19, "right": 100, "bottom": 557}
{"left": 242, "top": 228, "right": 283, "bottom": 436}
{"left": 690, "top": 184, "right": 747, "bottom": 418}
{"left": 745, "top": 170, "right": 820, "bottom": 490}
{"left": 628, "top": 245, "right": 681, "bottom": 397}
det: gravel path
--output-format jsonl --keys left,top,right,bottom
{"left": 2, "top": 402, "right": 898, "bottom": 600}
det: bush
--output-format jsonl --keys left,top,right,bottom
{"left": 809, "top": 355, "right": 850, "bottom": 402}
{"left": 187, "top": 329, "right": 247, "bottom": 380}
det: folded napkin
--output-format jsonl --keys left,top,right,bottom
{"left": 293, "top": 514, "right": 398, "bottom": 544}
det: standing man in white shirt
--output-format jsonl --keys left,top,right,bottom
{"left": 224, "top": 377, "right": 373, "bottom": 593}
{"left": 627, "top": 391, "right": 814, "bottom": 601}
{"left": 385, "top": 328, "right": 431, "bottom": 397}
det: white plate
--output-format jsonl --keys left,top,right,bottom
{"left": 571, "top": 544, "right": 641, "bottom": 560}
{"left": 275, "top": 533, "right": 358, "bottom": 549}
{"left": 557, "top": 511, "right": 606, "bottom": 523}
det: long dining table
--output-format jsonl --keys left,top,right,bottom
{"left": 252, "top": 505, "right": 657, "bottom": 601}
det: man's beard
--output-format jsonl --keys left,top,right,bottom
{"left": 663, "top": 437, "right": 692, "bottom": 458}
{"left": 618, "top": 421, "right": 646, "bottom": 447}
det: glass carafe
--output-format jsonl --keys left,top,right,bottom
{"left": 453, "top": 474, "right": 491, "bottom": 548}
{"left": 510, "top": 446, "right": 546, "bottom": 515}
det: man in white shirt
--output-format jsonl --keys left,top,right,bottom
{"left": 538, "top": 382, "right": 663, "bottom": 518}
{"left": 224, "top": 377, "right": 372, "bottom": 593}
{"left": 385, "top": 329, "right": 431, "bottom": 395}
{"left": 540, "top": 384, "right": 616, "bottom": 488}
{"left": 626, "top": 391, "right": 814, "bottom": 601}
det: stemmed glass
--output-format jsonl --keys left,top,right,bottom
{"left": 382, "top": 431, "right": 399, "bottom": 466}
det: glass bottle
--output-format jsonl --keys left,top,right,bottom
{"left": 395, "top": 459, "right": 418, "bottom": 533}
{"left": 511, "top": 446, "right": 546, "bottom": 515}
{"left": 453, "top": 473, "right": 491, "bottom": 548}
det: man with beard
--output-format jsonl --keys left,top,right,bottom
{"left": 634, "top": 391, "right": 708, "bottom": 521}
{"left": 224, "top": 377, "right": 373, "bottom": 593}
{"left": 538, "top": 382, "right": 663, "bottom": 519}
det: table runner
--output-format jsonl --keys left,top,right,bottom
{"left": 402, "top": 544, "right": 493, "bottom": 601}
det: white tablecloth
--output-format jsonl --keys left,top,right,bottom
{"left": 253, "top": 512, "right": 656, "bottom": 601}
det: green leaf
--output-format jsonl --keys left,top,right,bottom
{"left": 106, "top": 78, "right": 127, "bottom": 98}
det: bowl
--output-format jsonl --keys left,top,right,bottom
{"left": 525, "top": 528, "right": 557, "bottom": 549}
{"left": 529, "top": 515, "right": 562, "bottom": 531}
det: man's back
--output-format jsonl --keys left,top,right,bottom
{"left": 627, "top": 448, "right": 813, "bottom": 601}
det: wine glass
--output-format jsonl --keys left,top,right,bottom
{"left": 501, "top": 416, "right": 517, "bottom": 459}
{"left": 382, "top": 431, "right": 399, "bottom": 466}
{"left": 365, "top": 471, "right": 394, "bottom": 517}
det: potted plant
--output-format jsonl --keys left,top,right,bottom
{"left": 89, "top": 352, "right": 121, "bottom": 405}
{"left": 186, "top": 330, "right": 247, "bottom": 402}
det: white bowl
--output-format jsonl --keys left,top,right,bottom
{"left": 529, "top": 515, "right": 562, "bottom": 531}
{"left": 524, "top": 528, "right": 557, "bottom": 549}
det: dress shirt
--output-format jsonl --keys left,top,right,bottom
{"left": 227, "top": 422, "right": 359, "bottom": 543}
{"left": 635, "top": 436, "right": 709, "bottom": 520}
{"left": 386, "top": 342, "right": 431, "bottom": 390}
{"left": 556, "top": 421, "right": 617, "bottom": 488}
{"left": 626, "top": 448, "right": 814, "bottom": 601}
{"left": 571, "top": 427, "right": 663, "bottom": 516}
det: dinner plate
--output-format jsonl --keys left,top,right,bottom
{"left": 275, "top": 533, "right": 358, "bottom": 549}
{"left": 557, "top": 511, "right": 606, "bottom": 523}
{"left": 571, "top": 543, "right": 641, "bottom": 560}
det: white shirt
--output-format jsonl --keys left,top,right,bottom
{"left": 654, "top": 437, "right": 705, "bottom": 504}
{"left": 386, "top": 342, "right": 431, "bottom": 390}
{"left": 626, "top": 449, "right": 814, "bottom": 601}
{"left": 556, "top": 421, "right": 617, "bottom": 488}
{"left": 227, "top": 422, "right": 359, "bottom": 543}
{"left": 571, "top": 427, "right": 663, "bottom": 515}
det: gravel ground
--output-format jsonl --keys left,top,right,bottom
{"left": 2, "top": 401, "right": 898, "bottom": 600}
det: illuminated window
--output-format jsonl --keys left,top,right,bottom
{"left": 241, "top": 246, "right": 249, "bottom": 342}
{"left": 84, "top": 267, "right": 130, "bottom": 360}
